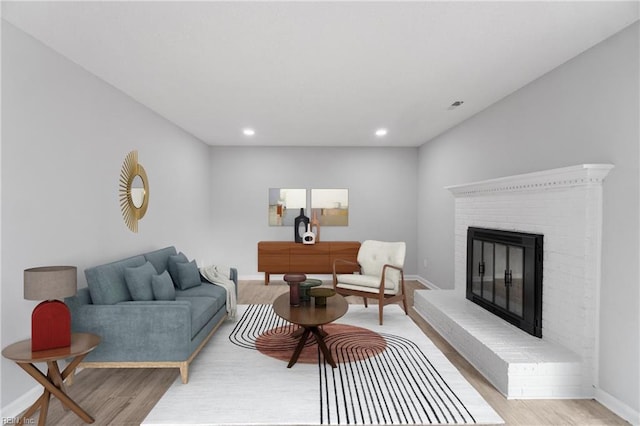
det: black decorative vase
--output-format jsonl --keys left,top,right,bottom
{"left": 294, "top": 208, "right": 310, "bottom": 243}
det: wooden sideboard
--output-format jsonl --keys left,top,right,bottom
{"left": 257, "top": 241, "right": 361, "bottom": 285}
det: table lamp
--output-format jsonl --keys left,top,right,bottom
{"left": 24, "top": 266, "right": 77, "bottom": 351}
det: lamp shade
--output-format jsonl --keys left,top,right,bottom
{"left": 24, "top": 266, "right": 77, "bottom": 301}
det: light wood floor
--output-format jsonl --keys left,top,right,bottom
{"left": 28, "top": 280, "right": 627, "bottom": 425}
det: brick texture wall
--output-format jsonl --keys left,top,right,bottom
{"left": 448, "top": 164, "right": 613, "bottom": 391}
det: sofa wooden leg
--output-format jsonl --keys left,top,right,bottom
{"left": 180, "top": 363, "right": 189, "bottom": 384}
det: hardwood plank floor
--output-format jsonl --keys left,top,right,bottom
{"left": 23, "top": 280, "right": 627, "bottom": 425}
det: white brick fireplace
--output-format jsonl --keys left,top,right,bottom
{"left": 414, "top": 164, "right": 613, "bottom": 398}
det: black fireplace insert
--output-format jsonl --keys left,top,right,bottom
{"left": 466, "top": 227, "right": 543, "bottom": 337}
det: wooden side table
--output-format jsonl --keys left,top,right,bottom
{"left": 2, "top": 333, "right": 100, "bottom": 425}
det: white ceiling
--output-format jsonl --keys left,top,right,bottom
{"left": 2, "top": 1, "right": 638, "bottom": 147}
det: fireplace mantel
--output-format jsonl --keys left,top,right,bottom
{"left": 446, "top": 164, "right": 613, "bottom": 197}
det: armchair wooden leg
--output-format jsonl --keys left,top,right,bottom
{"left": 379, "top": 292, "right": 386, "bottom": 325}
{"left": 399, "top": 275, "right": 408, "bottom": 315}
{"left": 363, "top": 297, "right": 368, "bottom": 307}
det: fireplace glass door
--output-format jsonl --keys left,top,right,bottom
{"left": 473, "top": 241, "right": 524, "bottom": 318}
{"left": 467, "top": 227, "right": 543, "bottom": 337}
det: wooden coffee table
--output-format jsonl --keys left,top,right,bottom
{"left": 272, "top": 292, "right": 348, "bottom": 368}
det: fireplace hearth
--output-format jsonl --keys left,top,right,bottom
{"left": 466, "top": 227, "right": 543, "bottom": 337}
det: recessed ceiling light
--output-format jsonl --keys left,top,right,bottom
{"left": 243, "top": 128, "right": 255, "bottom": 136}
{"left": 375, "top": 128, "right": 388, "bottom": 137}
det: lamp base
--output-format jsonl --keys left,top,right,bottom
{"left": 32, "top": 300, "right": 71, "bottom": 351}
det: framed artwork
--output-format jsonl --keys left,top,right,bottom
{"left": 268, "top": 188, "right": 306, "bottom": 226}
{"left": 311, "top": 188, "right": 348, "bottom": 226}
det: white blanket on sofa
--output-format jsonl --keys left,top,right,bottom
{"left": 199, "top": 264, "right": 237, "bottom": 320}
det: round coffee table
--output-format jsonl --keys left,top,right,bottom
{"left": 272, "top": 291, "right": 348, "bottom": 368}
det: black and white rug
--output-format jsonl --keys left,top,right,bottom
{"left": 143, "top": 304, "right": 503, "bottom": 425}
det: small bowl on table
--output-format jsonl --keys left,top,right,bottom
{"left": 300, "top": 279, "right": 323, "bottom": 302}
{"left": 309, "top": 287, "right": 336, "bottom": 307}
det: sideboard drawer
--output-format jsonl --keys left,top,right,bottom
{"left": 258, "top": 255, "right": 289, "bottom": 272}
{"left": 289, "top": 242, "right": 330, "bottom": 255}
{"left": 290, "top": 255, "right": 331, "bottom": 273}
{"left": 330, "top": 241, "right": 361, "bottom": 256}
{"left": 257, "top": 242, "right": 290, "bottom": 255}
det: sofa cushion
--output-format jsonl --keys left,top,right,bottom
{"left": 152, "top": 271, "right": 176, "bottom": 301}
{"left": 85, "top": 255, "right": 146, "bottom": 305}
{"left": 175, "top": 260, "right": 202, "bottom": 290}
{"left": 124, "top": 261, "right": 156, "bottom": 301}
{"left": 175, "top": 282, "right": 226, "bottom": 299}
{"left": 167, "top": 252, "right": 189, "bottom": 284}
{"left": 176, "top": 296, "right": 217, "bottom": 338}
{"left": 144, "top": 246, "right": 178, "bottom": 274}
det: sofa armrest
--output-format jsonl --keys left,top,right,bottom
{"left": 66, "top": 287, "right": 92, "bottom": 310}
{"left": 68, "top": 301, "right": 194, "bottom": 361}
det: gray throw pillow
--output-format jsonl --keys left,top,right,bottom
{"left": 151, "top": 271, "right": 176, "bottom": 300}
{"left": 175, "top": 260, "right": 202, "bottom": 290}
{"left": 124, "top": 261, "right": 156, "bottom": 301}
{"left": 167, "top": 252, "right": 189, "bottom": 285}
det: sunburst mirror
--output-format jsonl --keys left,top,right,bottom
{"left": 119, "top": 150, "right": 149, "bottom": 232}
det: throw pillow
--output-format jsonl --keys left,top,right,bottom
{"left": 175, "top": 260, "right": 202, "bottom": 290}
{"left": 124, "top": 261, "right": 156, "bottom": 301}
{"left": 151, "top": 271, "right": 176, "bottom": 301}
{"left": 167, "top": 252, "right": 189, "bottom": 285}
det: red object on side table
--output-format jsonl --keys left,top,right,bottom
{"left": 31, "top": 300, "right": 71, "bottom": 352}
{"left": 24, "top": 265, "right": 77, "bottom": 352}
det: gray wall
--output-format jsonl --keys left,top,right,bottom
{"left": 417, "top": 22, "right": 639, "bottom": 414}
{"left": 1, "top": 22, "right": 214, "bottom": 407}
{"left": 207, "top": 146, "right": 419, "bottom": 277}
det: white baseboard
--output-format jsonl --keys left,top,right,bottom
{"left": 412, "top": 275, "right": 443, "bottom": 290}
{"left": 1, "top": 383, "right": 40, "bottom": 421}
{"left": 595, "top": 387, "right": 640, "bottom": 425}
{"left": 243, "top": 274, "right": 263, "bottom": 280}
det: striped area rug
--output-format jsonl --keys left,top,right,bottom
{"left": 143, "top": 304, "right": 503, "bottom": 425}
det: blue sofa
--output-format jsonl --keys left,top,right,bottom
{"left": 65, "top": 246, "right": 237, "bottom": 383}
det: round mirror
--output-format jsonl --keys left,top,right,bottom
{"left": 130, "top": 175, "right": 146, "bottom": 208}
{"left": 119, "top": 150, "right": 149, "bottom": 233}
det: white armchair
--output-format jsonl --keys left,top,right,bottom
{"left": 332, "top": 240, "right": 407, "bottom": 325}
